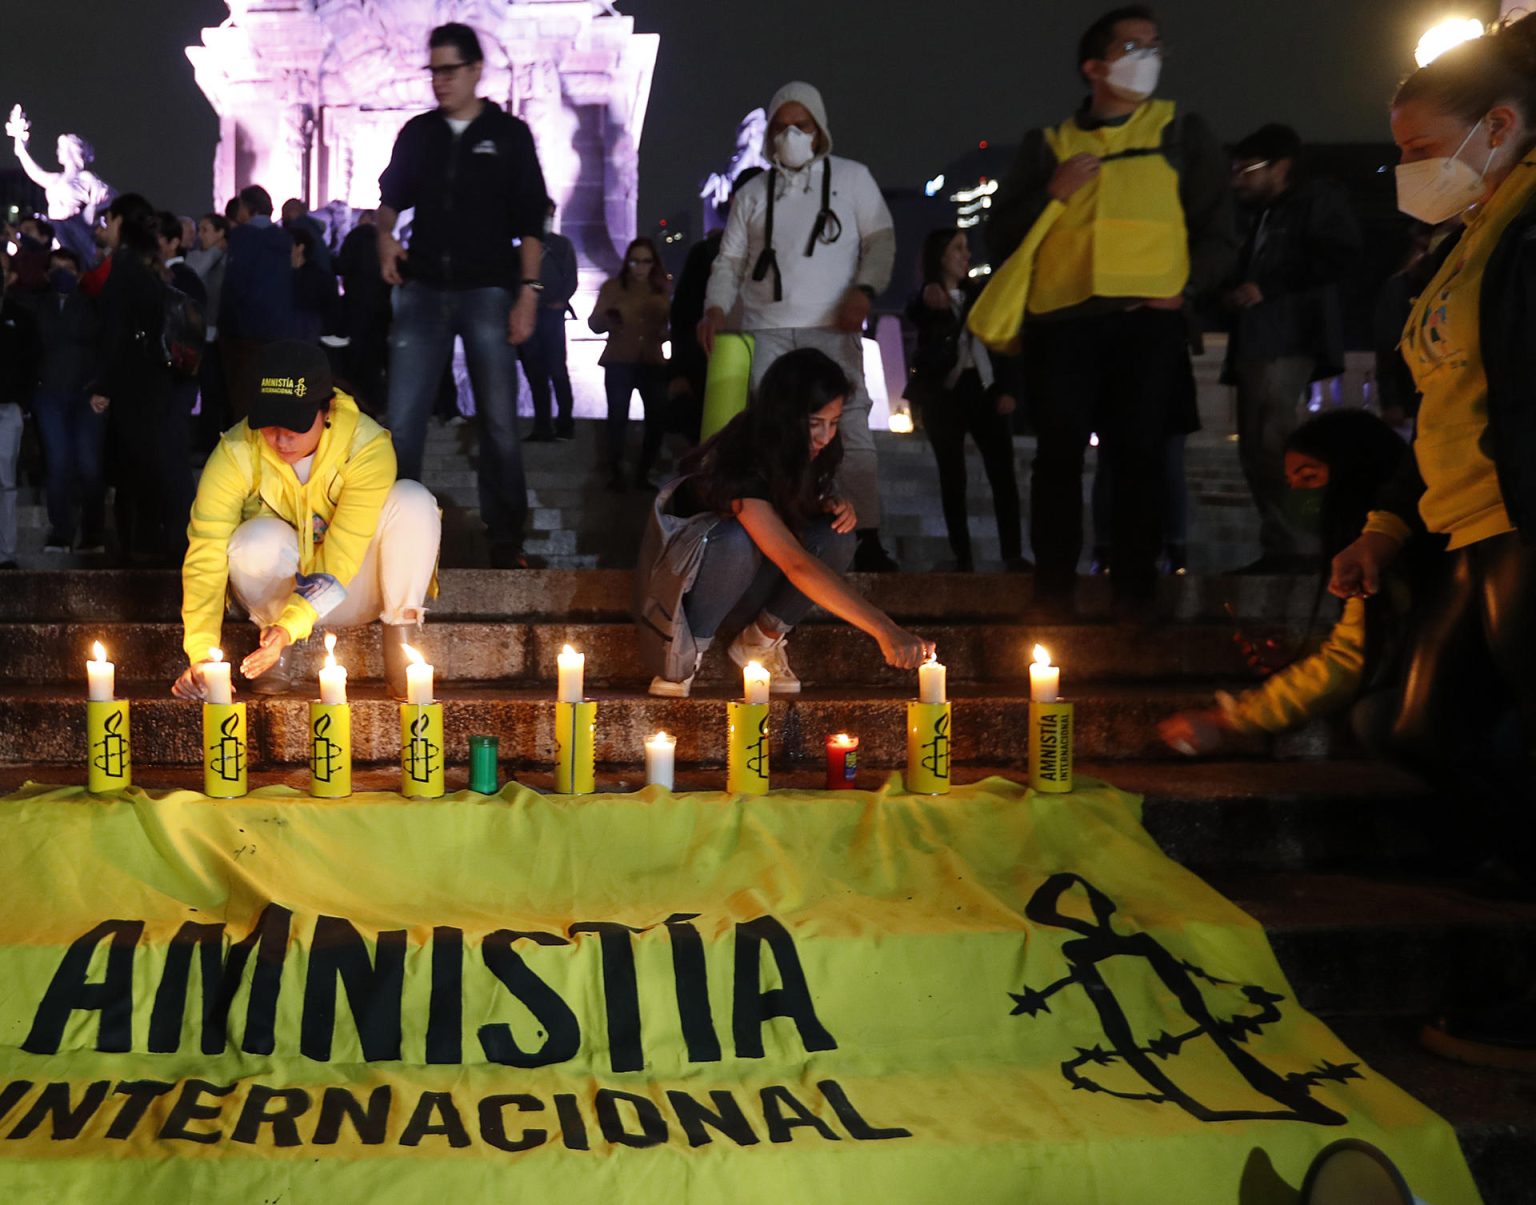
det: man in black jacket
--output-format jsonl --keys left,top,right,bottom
{"left": 1223, "top": 124, "right": 1362, "bottom": 572}
{"left": 377, "top": 22, "right": 549, "bottom": 568}
{"left": 0, "top": 250, "right": 41, "bottom": 568}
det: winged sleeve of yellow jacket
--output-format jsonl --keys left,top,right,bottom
{"left": 1216, "top": 596, "right": 1367, "bottom": 736}
{"left": 180, "top": 392, "right": 397, "bottom": 664}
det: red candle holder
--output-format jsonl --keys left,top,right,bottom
{"left": 825, "top": 733, "right": 859, "bottom": 790}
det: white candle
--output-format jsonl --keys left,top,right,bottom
{"left": 205, "top": 647, "right": 233, "bottom": 705}
{"left": 743, "top": 660, "right": 770, "bottom": 705}
{"left": 319, "top": 632, "right": 348, "bottom": 705}
{"left": 1030, "top": 644, "right": 1060, "bottom": 703}
{"left": 557, "top": 643, "right": 585, "bottom": 704}
{"left": 645, "top": 730, "right": 676, "bottom": 790}
{"left": 87, "top": 641, "right": 114, "bottom": 702}
{"left": 402, "top": 643, "right": 433, "bottom": 705}
{"left": 918, "top": 655, "right": 946, "bottom": 704}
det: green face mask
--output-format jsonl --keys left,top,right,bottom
{"left": 1283, "top": 484, "right": 1326, "bottom": 534}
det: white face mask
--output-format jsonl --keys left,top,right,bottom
{"left": 1395, "top": 118, "right": 1499, "bottom": 225}
{"left": 774, "top": 126, "right": 816, "bottom": 170}
{"left": 1104, "top": 48, "right": 1161, "bottom": 102}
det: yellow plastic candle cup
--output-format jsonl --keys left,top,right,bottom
{"left": 400, "top": 702, "right": 445, "bottom": 799}
{"left": 1028, "top": 700, "right": 1074, "bottom": 794}
{"left": 906, "top": 701, "right": 952, "bottom": 795}
{"left": 310, "top": 702, "right": 352, "bottom": 798}
{"left": 203, "top": 702, "right": 248, "bottom": 798}
{"left": 727, "top": 701, "right": 770, "bottom": 796}
{"left": 86, "top": 699, "right": 132, "bottom": 794}
{"left": 554, "top": 700, "right": 597, "bottom": 795}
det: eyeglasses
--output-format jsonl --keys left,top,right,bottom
{"left": 1233, "top": 160, "right": 1271, "bottom": 177}
{"left": 426, "top": 61, "right": 472, "bottom": 80}
{"left": 1109, "top": 40, "right": 1164, "bottom": 59}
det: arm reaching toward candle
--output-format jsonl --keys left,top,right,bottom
{"left": 241, "top": 626, "right": 294, "bottom": 680}
{"left": 172, "top": 660, "right": 223, "bottom": 702}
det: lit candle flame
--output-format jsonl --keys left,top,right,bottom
{"left": 324, "top": 631, "right": 338, "bottom": 669}
{"left": 923, "top": 651, "right": 938, "bottom": 665}
{"left": 562, "top": 643, "right": 577, "bottom": 657}
{"left": 209, "top": 647, "right": 224, "bottom": 664}
{"left": 746, "top": 660, "right": 764, "bottom": 674}
{"left": 402, "top": 642, "right": 425, "bottom": 667}
{"left": 651, "top": 730, "right": 672, "bottom": 743}
{"left": 1033, "top": 644, "right": 1052, "bottom": 668}
{"left": 91, "top": 641, "right": 106, "bottom": 663}
{"left": 832, "top": 732, "right": 854, "bottom": 748}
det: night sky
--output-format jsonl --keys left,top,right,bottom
{"left": 0, "top": 0, "right": 1493, "bottom": 222}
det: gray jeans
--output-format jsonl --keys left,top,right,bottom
{"left": 0, "top": 403, "right": 22, "bottom": 564}
{"left": 747, "top": 327, "right": 881, "bottom": 527}
{"left": 683, "top": 514, "right": 855, "bottom": 641}
{"left": 1233, "top": 356, "right": 1315, "bottom": 558}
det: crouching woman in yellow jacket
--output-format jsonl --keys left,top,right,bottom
{"left": 172, "top": 341, "right": 441, "bottom": 700}
{"left": 1158, "top": 411, "right": 1415, "bottom": 754}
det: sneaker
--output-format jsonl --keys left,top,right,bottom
{"left": 490, "top": 546, "right": 545, "bottom": 569}
{"left": 648, "top": 674, "right": 694, "bottom": 698}
{"left": 555, "top": 423, "right": 576, "bottom": 441}
{"left": 43, "top": 533, "right": 72, "bottom": 554}
{"left": 1087, "top": 545, "right": 1111, "bottom": 576}
{"left": 727, "top": 628, "right": 801, "bottom": 693}
{"left": 525, "top": 427, "right": 557, "bottom": 443}
{"left": 1003, "top": 555, "right": 1034, "bottom": 573}
{"left": 853, "top": 530, "right": 899, "bottom": 573}
{"left": 1164, "top": 543, "right": 1188, "bottom": 576}
{"left": 77, "top": 528, "right": 106, "bottom": 555}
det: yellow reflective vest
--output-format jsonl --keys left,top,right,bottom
{"left": 1028, "top": 99, "right": 1190, "bottom": 316}
{"left": 181, "top": 391, "right": 398, "bottom": 663}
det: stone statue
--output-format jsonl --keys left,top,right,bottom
{"left": 699, "top": 108, "right": 771, "bottom": 228}
{"left": 6, "top": 104, "right": 114, "bottom": 263}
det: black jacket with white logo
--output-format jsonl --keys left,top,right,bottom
{"left": 379, "top": 103, "right": 548, "bottom": 291}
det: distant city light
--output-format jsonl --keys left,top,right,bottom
{"left": 924, "top": 173, "right": 946, "bottom": 197}
{"left": 978, "top": 139, "right": 989, "bottom": 150}
{"left": 1415, "top": 17, "right": 1483, "bottom": 67}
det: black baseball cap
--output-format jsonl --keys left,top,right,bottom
{"left": 249, "top": 341, "right": 335, "bottom": 432}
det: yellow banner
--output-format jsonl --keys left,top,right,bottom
{"left": 0, "top": 777, "right": 1480, "bottom": 1203}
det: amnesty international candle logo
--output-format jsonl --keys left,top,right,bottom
{"left": 92, "top": 708, "right": 128, "bottom": 779}
{"left": 745, "top": 714, "right": 769, "bottom": 779}
{"left": 311, "top": 712, "right": 342, "bottom": 784}
{"left": 920, "top": 710, "right": 950, "bottom": 781}
{"left": 209, "top": 713, "right": 245, "bottom": 782}
{"left": 404, "top": 712, "right": 441, "bottom": 783}
{"left": 1009, "top": 873, "right": 1362, "bottom": 1125}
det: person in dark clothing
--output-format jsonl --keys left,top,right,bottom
{"left": 669, "top": 167, "right": 765, "bottom": 442}
{"left": 281, "top": 198, "right": 334, "bottom": 276}
{"left": 989, "top": 4, "right": 1237, "bottom": 616}
{"left": 517, "top": 198, "right": 579, "bottom": 441}
{"left": 10, "top": 217, "right": 54, "bottom": 293}
{"left": 336, "top": 210, "right": 390, "bottom": 415}
{"left": 88, "top": 193, "right": 193, "bottom": 565}
{"left": 378, "top": 22, "right": 549, "bottom": 568}
{"left": 157, "top": 211, "right": 208, "bottom": 309}
{"left": 33, "top": 248, "right": 105, "bottom": 552}
{"left": 290, "top": 226, "right": 337, "bottom": 345}
{"left": 220, "top": 184, "right": 302, "bottom": 421}
{"left": 0, "top": 250, "right": 41, "bottom": 568}
{"left": 1222, "top": 124, "right": 1363, "bottom": 572}
{"left": 905, "top": 227, "right": 1027, "bottom": 572}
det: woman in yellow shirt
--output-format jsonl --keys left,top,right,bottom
{"left": 1331, "top": 14, "right": 1536, "bottom": 1071}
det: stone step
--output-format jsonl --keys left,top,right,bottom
{"left": 0, "top": 683, "right": 1314, "bottom": 767}
{"left": 0, "top": 619, "right": 1281, "bottom": 689}
{"left": 0, "top": 569, "right": 1327, "bottom": 624}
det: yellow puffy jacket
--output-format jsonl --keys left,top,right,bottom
{"left": 181, "top": 391, "right": 397, "bottom": 664}
{"left": 1029, "top": 99, "right": 1190, "bottom": 315}
{"left": 1216, "top": 597, "right": 1367, "bottom": 735}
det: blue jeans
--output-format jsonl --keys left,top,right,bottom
{"left": 517, "top": 306, "right": 574, "bottom": 431}
{"left": 604, "top": 362, "right": 666, "bottom": 475}
{"left": 387, "top": 282, "right": 527, "bottom": 554}
{"left": 31, "top": 388, "right": 107, "bottom": 543}
{"left": 683, "top": 514, "right": 855, "bottom": 641}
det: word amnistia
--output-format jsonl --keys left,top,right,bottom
{"left": 23, "top": 908, "right": 837, "bottom": 1072}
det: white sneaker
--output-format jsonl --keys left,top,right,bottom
{"left": 649, "top": 675, "right": 693, "bottom": 698}
{"left": 727, "top": 629, "right": 801, "bottom": 693}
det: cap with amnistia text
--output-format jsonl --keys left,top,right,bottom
{"left": 249, "top": 341, "right": 335, "bottom": 432}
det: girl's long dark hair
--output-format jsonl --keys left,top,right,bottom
{"left": 919, "top": 226, "right": 963, "bottom": 286}
{"left": 107, "top": 192, "right": 161, "bottom": 264}
{"left": 680, "top": 347, "right": 848, "bottom": 528}
{"left": 619, "top": 236, "right": 669, "bottom": 294}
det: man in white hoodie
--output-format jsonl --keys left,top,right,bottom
{"left": 699, "top": 81, "right": 898, "bottom": 572}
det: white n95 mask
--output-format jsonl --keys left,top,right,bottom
{"left": 1105, "top": 49, "right": 1162, "bottom": 102}
{"left": 1395, "top": 118, "right": 1499, "bottom": 224}
{"left": 774, "top": 126, "right": 816, "bottom": 170}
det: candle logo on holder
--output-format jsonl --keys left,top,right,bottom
{"left": 745, "top": 713, "right": 769, "bottom": 779}
{"left": 208, "top": 712, "right": 246, "bottom": 783}
{"left": 92, "top": 708, "right": 129, "bottom": 780}
{"left": 920, "top": 710, "right": 951, "bottom": 780}
{"left": 404, "top": 710, "right": 441, "bottom": 785}
{"left": 311, "top": 712, "right": 343, "bottom": 784}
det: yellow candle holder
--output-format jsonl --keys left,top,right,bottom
{"left": 86, "top": 700, "right": 132, "bottom": 794}
{"left": 310, "top": 702, "right": 352, "bottom": 798}
{"left": 1029, "top": 700, "right": 1074, "bottom": 794}
{"left": 727, "top": 701, "right": 770, "bottom": 796}
{"left": 203, "top": 702, "right": 248, "bottom": 799}
{"left": 907, "top": 701, "right": 952, "bottom": 795}
{"left": 401, "top": 702, "right": 445, "bottom": 799}
{"left": 554, "top": 700, "right": 597, "bottom": 795}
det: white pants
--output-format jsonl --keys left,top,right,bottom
{"left": 747, "top": 328, "right": 881, "bottom": 527}
{"left": 227, "top": 479, "right": 441, "bottom": 630}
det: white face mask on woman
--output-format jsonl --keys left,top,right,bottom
{"left": 1104, "top": 48, "right": 1162, "bottom": 102}
{"left": 1395, "top": 116, "right": 1501, "bottom": 224}
{"left": 773, "top": 126, "right": 816, "bottom": 170}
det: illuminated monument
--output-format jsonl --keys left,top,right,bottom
{"left": 186, "top": 0, "right": 658, "bottom": 289}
